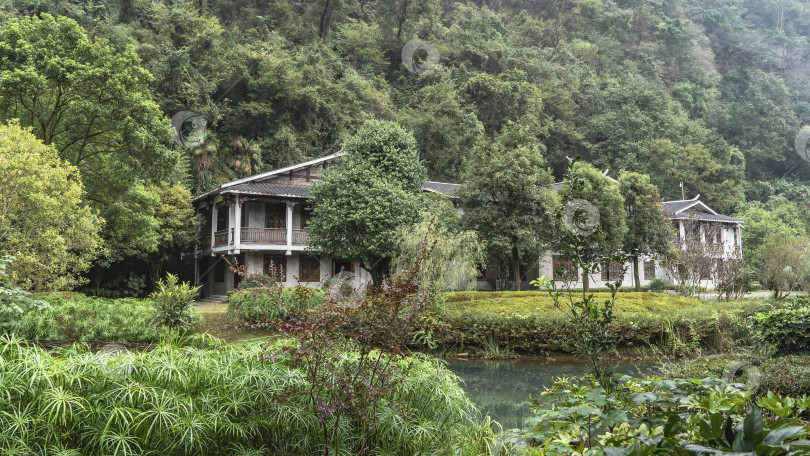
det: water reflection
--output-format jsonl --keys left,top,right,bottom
{"left": 444, "top": 356, "right": 656, "bottom": 429}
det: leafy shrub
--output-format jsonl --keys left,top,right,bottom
{"left": 16, "top": 295, "right": 161, "bottom": 342}
{"left": 751, "top": 304, "right": 810, "bottom": 355}
{"left": 227, "top": 286, "right": 325, "bottom": 323}
{"left": 0, "top": 335, "right": 495, "bottom": 455}
{"left": 0, "top": 255, "right": 51, "bottom": 333}
{"left": 149, "top": 274, "right": 201, "bottom": 332}
{"left": 237, "top": 274, "right": 274, "bottom": 289}
{"left": 522, "top": 374, "right": 810, "bottom": 455}
{"left": 758, "top": 355, "right": 810, "bottom": 396}
{"left": 647, "top": 277, "right": 668, "bottom": 293}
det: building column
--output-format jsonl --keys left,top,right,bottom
{"left": 286, "top": 202, "right": 295, "bottom": 255}
{"left": 234, "top": 195, "right": 242, "bottom": 254}
{"left": 210, "top": 203, "right": 217, "bottom": 253}
{"left": 678, "top": 221, "right": 685, "bottom": 241}
{"left": 737, "top": 225, "right": 743, "bottom": 255}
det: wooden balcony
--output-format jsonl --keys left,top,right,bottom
{"left": 241, "top": 227, "right": 286, "bottom": 245}
{"left": 214, "top": 230, "right": 229, "bottom": 246}
{"left": 200, "top": 234, "right": 211, "bottom": 248}
{"left": 292, "top": 229, "right": 308, "bottom": 244}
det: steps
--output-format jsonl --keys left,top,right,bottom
{"left": 196, "top": 294, "right": 228, "bottom": 304}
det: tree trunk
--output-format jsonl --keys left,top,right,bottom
{"left": 634, "top": 255, "right": 641, "bottom": 292}
{"left": 582, "top": 270, "right": 589, "bottom": 294}
{"left": 512, "top": 245, "right": 521, "bottom": 291}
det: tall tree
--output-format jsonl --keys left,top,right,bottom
{"left": 556, "top": 160, "right": 627, "bottom": 293}
{"left": 0, "top": 14, "right": 177, "bottom": 260}
{"left": 458, "top": 123, "right": 559, "bottom": 291}
{"left": 307, "top": 120, "right": 426, "bottom": 287}
{"left": 0, "top": 121, "right": 103, "bottom": 291}
{"left": 618, "top": 171, "right": 674, "bottom": 291}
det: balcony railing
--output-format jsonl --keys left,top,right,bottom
{"left": 214, "top": 230, "right": 229, "bottom": 246}
{"left": 200, "top": 234, "right": 211, "bottom": 248}
{"left": 241, "top": 227, "right": 286, "bottom": 245}
{"left": 292, "top": 229, "right": 308, "bottom": 245}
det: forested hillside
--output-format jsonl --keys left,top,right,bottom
{"left": 2, "top": 0, "right": 810, "bottom": 290}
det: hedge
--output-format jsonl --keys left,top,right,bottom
{"left": 227, "top": 286, "right": 326, "bottom": 323}
{"left": 433, "top": 292, "right": 774, "bottom": 355}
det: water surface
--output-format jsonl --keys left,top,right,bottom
{"left": 444, "top": 356, "right": 656, "bottom": 429}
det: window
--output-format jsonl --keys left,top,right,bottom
{"left": 644, "top": 260, "right": 656, "bottom": 280}
{"left": 299, "top": 256, "right": 320, "bottom": 282}
{"left": 552, "top": 255, "right": 578, "bottom": 281}
{"left": 216, "top": 206, "right": 229, "bottom": 231}
{"left": 332, "top": 260, "right": 355, "bottom": 278}
{"left": 265, "top": 203, "right": 286, "bottom": 229}
{"left": 600, "top": 262, "right": 623, "bottom": 281}
{"left": 264, "top": 255, "right": 287, "bottom": 281}
{"left": 715, "top": 228, "right": 722, "bottom": 244}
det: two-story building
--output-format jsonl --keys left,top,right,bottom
{"left": 191, "top": 154, "right": 743, "bottom": 296}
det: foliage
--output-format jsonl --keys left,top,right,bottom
{"left": 227, "top": 286, "right": 325, "bottom": 324}
{"left": 392, "top": 197, "right": 485, "bottom": 291}
{"left": 15, "top": 295, "right": 161, "bottom": 342}
{"left": 0, "top": 121, "right": 103, "bottom": 291}
{"left": 264, "top": 240, "right": 498, "bottom": 455}
{"left": 756, "top": 235, "right": 810, "bottom": 299}
{"left": 307, "top": 120, "right": 426, "bottom": 287}
{"left": 521, "top": 374, "right": 810, "bottom": 455}
{"left": 0, "top": 335, "right": 496, "bottom": 455}
{"left": 618, "top": 171, "right": 674, "bottom": 291}
{"left": 143, "top": 183, "right": 197, "bottom": 287}
{"left": 555, "top": 159, "right": 628, "bottom": 292}
{"left": 458, "top": 123, "right": 559, "bottom": 291}
{"left": 149, "top": 274, "right": 201, "bottom": 333}
{"left": 0, "top": 14, "right": 177, "bottom": 259}
{"left": 320, "top": 277, "right": 354, "bottom": 299}
{"left": 648, "top": 278, "right": 668, "bottom": 293}
{"left": 0, "top": 255, "right": 50, "bottom": 334}
{"left": 752, "top": 302, "right": 810, "bottom": 355}
{"left": 429, "top": 292, "right": 772, "bottom": 355}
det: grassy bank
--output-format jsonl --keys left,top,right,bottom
{"left": 434, "top": 291, "right": 774, "bottom": 355}
{"left": 0, "top": 335, "right": 496, "bottom": 455}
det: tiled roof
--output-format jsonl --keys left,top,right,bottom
{"left": 224, "top": 183, "right": 310, "bottom": 199}
{"left": 211, "top": 181, "right": 461, "bottom": 199}
{"left": 668, "top": 210, "right": 743, "bottom": 224}
{"left": 423, "top": 181, "right": 462, "bottom": 196}
{"left": 661, "top": 200, "right": 702, "bottom": 215}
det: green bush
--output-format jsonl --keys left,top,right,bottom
{"left": 227, "top": 286, "right": 325, "bottom": 323}
{"left": 15, "top": 295, "right": 162, "bottom": 342}
{"left": 431, "top": 292, "right": 773, "bottom": 354}
{"left": 758, "top": 355, "right": 810, "bottom": 396}
{"left": 149, "top": 274, "right": 201, "bottom": 332}
{"left": 648, "top": 277, "right": 668, "bottom": 293}
{"left": 751, "top": 303, "right": 810, "bottom": 355}
{"left": 0, "top": 336, "right": 496, "bottom": 455}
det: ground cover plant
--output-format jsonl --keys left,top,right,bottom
{"left": 434, "top": 292, "right": 773, "bottom": 355}
{"left": 0, "top": 335, "right": 495, "bottom": 455}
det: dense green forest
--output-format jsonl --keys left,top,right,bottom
{"left": 2, "top": 0, "right": 810, "bottom": 290}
